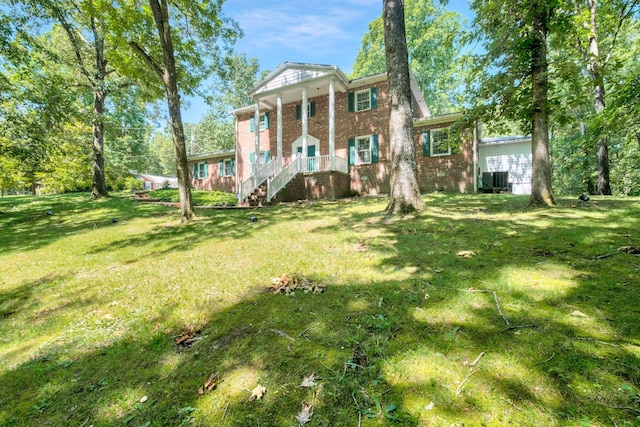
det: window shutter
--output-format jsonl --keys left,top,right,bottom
{"left": 193, "top": 163, "right": 198, "bottom": 179}
{"left": 371, "top": 134, "right": 379, "bottom": 163}
{"left": 249, "top": 117, "right": 255, "bottom": 132}
{"left": 310, "top": 101, "right": 316, "bottom": 117}
{"left": 371, "top": 87, "right": 378, "bottom": 108}
{"left": 265, "top": 150, "right": 271, "bottom": 162}
{"left": 348, "top": 138, "right": 355, "bottom": 165}
{"left": 204, "top": 162, "right": 208, "bottom": 177}
{"left": 296, "top": 104, "right": 301, "bottom": 120}
{"left": 422, "top": 130, "right": 431, "bottom": 156}
{"left": 219, "top": 160, "right": 224, "bottom": 177}
{"left": 264, "top": 112, "right": 270, "bottom": 129}
{"left": 348, "top": 92, "right": 354, "bottom": 112}
{"left": 231, "top": 159, "right": 235, "bottom": 175}
{"left": 250, "top": 152, "right": 255, "bottom": 164}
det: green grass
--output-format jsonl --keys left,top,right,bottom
{"left": 147, "top": 189, "right": 238, "bottom": 206}
{"left": 1, "top": 192, "right": 639, "bottom": 426}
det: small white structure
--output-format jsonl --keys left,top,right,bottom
{"left": 136, "top": 173, "right": 178, "bottom": 190}
{"left": 478, "top": 136, "right": 532, "bottom": 195}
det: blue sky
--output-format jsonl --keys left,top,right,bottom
{"left": 182, "top": 0, "right": 474, "bottom": 122}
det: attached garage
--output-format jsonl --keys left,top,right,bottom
{"left": 478, "top": 136, "right": 532, "bottom": 195}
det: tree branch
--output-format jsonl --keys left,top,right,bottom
{"left": 50, "top": 5, "right": 96, "bottom": 87}
{"left": 603, "top": 0, "right": 639, "bottom": 67}
{"left": 129, "top": 41, "right": 164, "bottom": 80}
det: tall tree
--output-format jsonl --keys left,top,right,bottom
{"left": 470, "top": 0, "right": 556, "bottom": 206}
{"left": 109, "top": 0, "right": 241, "bottom": 222}
{"left": 384, "top": 0, "right": 425, "bottom": 215}
{"left": 353, "top": 0, "right": 469, "bottom": 114}
{"left": 529, "top": 0, "right": 555, "bottom": 206}
{"left": 562, "top": 0, "right": 639, "bottom": 195}
{"left": 4, "top": 0, "right": 133, "bottom": 198}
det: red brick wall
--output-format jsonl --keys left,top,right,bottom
{"left": 188, "top": 156, "right": 236, "bottom": 192}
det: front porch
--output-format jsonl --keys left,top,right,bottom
{"left": 239, "top": 154, "right": 349, "bottom": 205}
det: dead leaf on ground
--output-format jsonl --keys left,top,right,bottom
{"left": 268, "top": 273, "right": 325, "bottom": 295}
{"left": 197, "top": 372, "right": 218, "bottom": 395}
{"left": 175, "top": 326, "right": 199, "bottom": 347}
{"left": 618, "top": 246, "right": 640, "bottom": 255}
{"left": 300, "top": 373, "right": 318, "bottom": 388}
{"left": 456, "top": 250, "right": 476, "bottom": 258}
{"left": 571, "top": 310, "right": 588, "bottom": 318}
{"left": 249, "top": 384, "right": 266, "bottom": 401}
{"left": 354, "top": 242, "right": 368, "bottom": 252}
{"left": 295, "top": 401, "right": 314, "bottom": 426}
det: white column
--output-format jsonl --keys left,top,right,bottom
{"left": 302, "top": 87, "right": 308, "bottom": 159}
{"left": 254, "top": 103, "right": 260, "bottom": 171}
{"left": 277, "top": 94, "right": 283, "bottom": 166}
{"left": 329, "top": 78, "right": 336, "bottom": 170}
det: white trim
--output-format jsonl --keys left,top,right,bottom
{"left": 430, "top": 128, "right": 452, "bottom": 156}
{"left": 292, "top": 134, "right": 320, "bottom": 157}
{"left": 354, "top": 135, "right": 373, "bottom": 165}
{"left": 413, "top": 112, "right": 464, "bottom": 127}
{"left": 354, "top": 88, "right": 372, "bottom": 112}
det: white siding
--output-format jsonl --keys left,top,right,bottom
{"left": 479, "top": 140, "right": 532, "bottom": 195}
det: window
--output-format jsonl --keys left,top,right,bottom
{"left": 249, "top": 113, "right": 269, "bottom": 132}
{"left": 348, "top": 135, "right": 379, "bottom": 166}
{"left": 356, "top": 136, "right": 371, "bottom": 164}
{"left": 431, "top": 129, "right": 451, "bottom": 156}
{"left": 296, "top": 101, "right": 316, "bottom": 120}
{"left": 348, "top": 87, "right": 378, "bottom": 112}
{"left": 193, "top": 162, "right": 208, "bottom": 179}
{"left": 220, "top": 159, "right": 234, "bottom": 177}
{"left": 355, "top": 89, "right": 371, "bottom": 111}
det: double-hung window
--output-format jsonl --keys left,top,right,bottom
{"left": 221, "top": 159, "right": 234, "bottom": 177}
{"left": 431, "top": 129, "right": 451, "bottom": 156}
{"left": 193, "top": 162, "right": 208, "bottom": 179}
{"left": 355, "top": 89, "right": 371, "bottom": 112}
{"left": 356, "top": 136, "right": 372, "bottom": 164}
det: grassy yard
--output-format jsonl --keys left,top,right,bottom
{"left": 0, "top": 192, "right": 639, "bottom": 426}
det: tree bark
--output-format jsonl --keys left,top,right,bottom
{"left": 148, "top": 0, "right": 194, "bottom": 222}
{"left": 90, "top": 89, "right": 108, "bottom": 198}
{"left": 383, "top": 0, "right": 424, "bottom": 216}
{"left": 586, "top": 0, "right": 612, "bottom": 195}
{"left": 528, "top": 0, "right": 555, "bottom": 207}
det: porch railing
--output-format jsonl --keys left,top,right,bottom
{"left": 267, "top": 154, "right": 349, "bottom": 200}
{"left": 267, "top": 156, "right": 302, "bottom": 200}
{"left": 239, "top": 157, "right": 281, "bottom": 201}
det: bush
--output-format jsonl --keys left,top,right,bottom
{"left": 147, "top": 189, "right": 237, "bottom": 206}
{"left": 124, "top": 177, "right": 143, "bottom": 191}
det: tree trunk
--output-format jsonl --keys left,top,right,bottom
{"left": 90, "top": 89, "right": 109, "bottom": 198}
{"left": 149, "top": 0, "right": 194, "bottom": 222}
{"left": 587, "top": 0, "right": 612, "bottom": 195}
{"left": 528, "top": 0, "right": 555, "bottom": 207}
{"left": 383, "top": 0, "right": 424, "bottom": 216}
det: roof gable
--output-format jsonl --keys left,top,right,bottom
{"left": 247, "top": 62, "right": 349, "bottom": 98}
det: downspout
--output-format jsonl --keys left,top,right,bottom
{"left": 473, "top": 119, "right": 481, "bottom": 193}
{"left": 235, "top": 113, "right": 240, "bottom": 201}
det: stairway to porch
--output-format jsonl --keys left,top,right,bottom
{"left": 238, "top": 154, "right": 349, "bottom": 205}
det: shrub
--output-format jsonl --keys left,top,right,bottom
{"left": 147, "top": 189, "right": 237, "bottom": 206}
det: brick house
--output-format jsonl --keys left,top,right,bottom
{"left": 189, "top": 62, "right": 482, "bottom": 203}
{"left": 189, "top": 148, "right": 236, "bottom": 193}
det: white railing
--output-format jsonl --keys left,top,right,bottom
{"left": 239, "top": 157, "right": 281, "bottom": 201}
{"left": 266, "top": 155, "right": 349, "bottom": 200}
{"left": 268, "top": 156, "right": 302, "bottom": 200}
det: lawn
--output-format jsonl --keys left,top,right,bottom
{"left": 0, "top": 192, "right": 639, "bottom": 426}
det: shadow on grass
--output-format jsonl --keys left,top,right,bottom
{"left": 1, "top": 194, "right": 639, "bottom": 426}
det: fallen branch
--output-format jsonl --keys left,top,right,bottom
{"left": 423, "top": 282, "right": 535, "bottom": 331}
{"left": 270, "top": 328, "right": 295, "bottom": 341}
{"left": 455, "top": 368, "right": 480, "bottom": 396}
{"left": 500, "top": 396, "right": 522, "bottom": 411}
